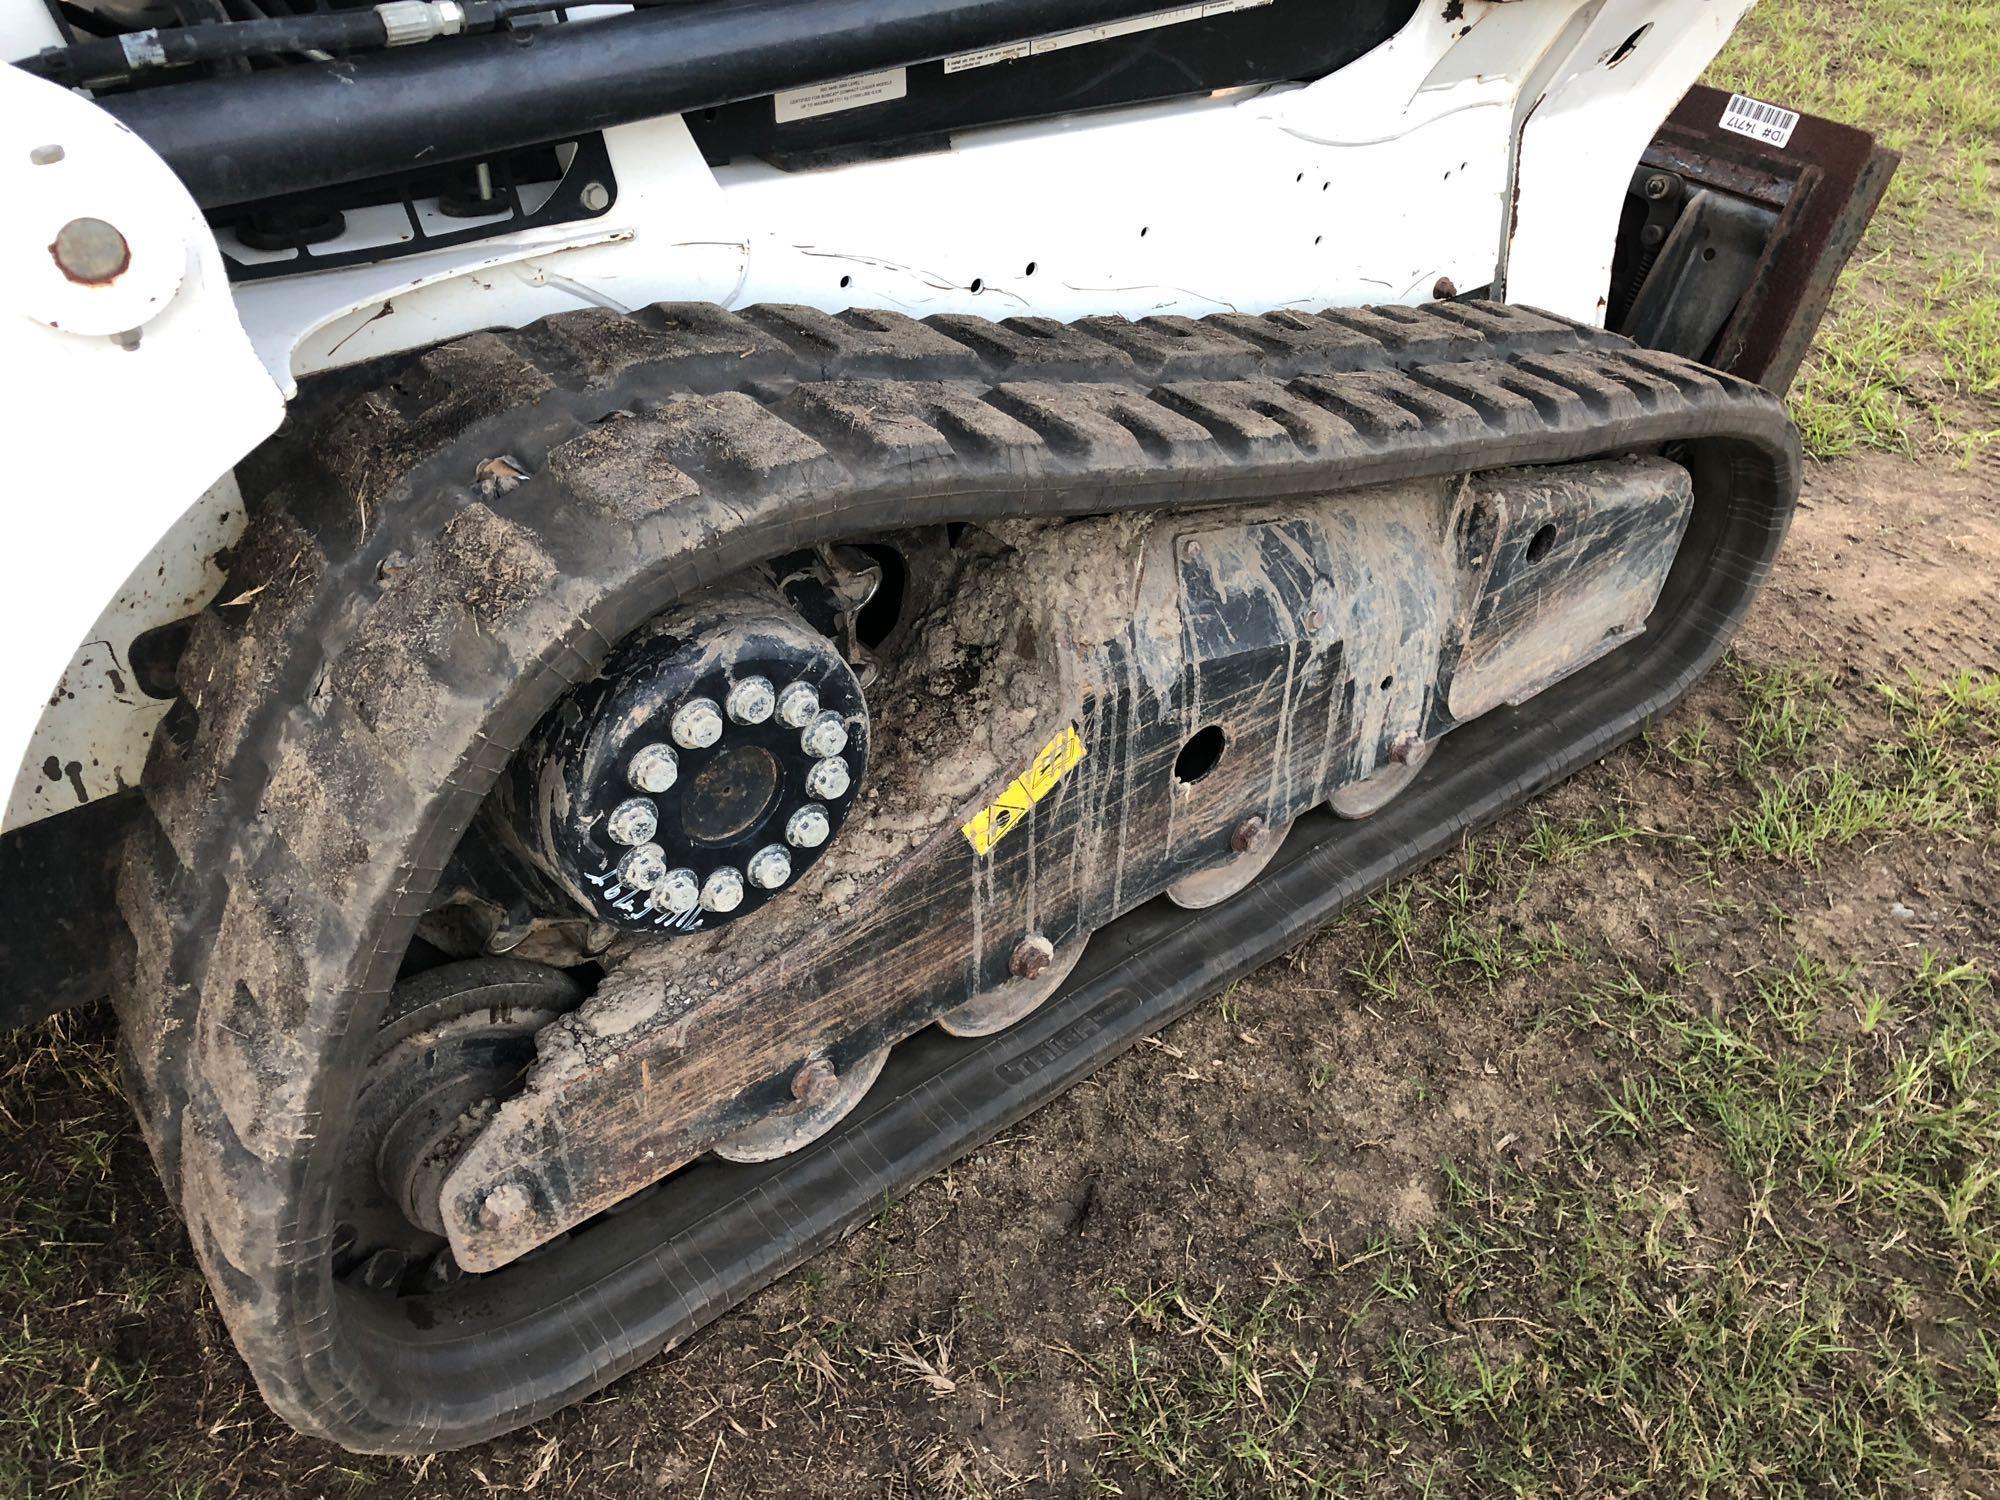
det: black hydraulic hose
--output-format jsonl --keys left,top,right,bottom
{"left": 99, "top": 0, "right": 1200, "bottom": 209}
{"left": 20, "top": 1, "right": 533, "bottom": 88}
{"left": 17, "top": 0, "right": 707, "bottom": 88}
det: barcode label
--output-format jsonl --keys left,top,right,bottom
{"left": 944, "top": 0, "right": 1273, "bottom": 73}
{"left": 1719, "top": 92, "right": 1800, "bottom": 149}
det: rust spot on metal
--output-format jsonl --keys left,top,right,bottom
{"left": 1010, "top": 934, "right": 1056, "bottom": 981}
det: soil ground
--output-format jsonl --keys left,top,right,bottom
{"left": 3, "top": 3, "right": 1997, "bottom": 1495}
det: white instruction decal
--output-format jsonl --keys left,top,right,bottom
{"left": 944, "top": 0, "right": 1274, "bottom": 74}
{"left": 1719, "top": 92, "right": 1800, "bottom": 149}
{"left": 775, "top": 68, "right": 909, "bottom": 124}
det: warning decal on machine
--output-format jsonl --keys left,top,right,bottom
{"left": 1718, "top": 92, "right": 1800, "bottom": 149}
{"left": 944, "top": 0, "right": 1274, "bottom": 74}
{"left": 961, "top": 726, "right": 1088, "bottom": 856}
{"left": 774, "top": 68, "right": 909, "bottom": 123}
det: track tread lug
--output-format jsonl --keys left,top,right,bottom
{"left": 1074, "top": 315, "right": 1266, "bottom": 379}
{"left": 741, "top": 304, "right": 984, "bottom": 378}
{"left": 923, "top": 313, "right": 1141, "bottom": 380}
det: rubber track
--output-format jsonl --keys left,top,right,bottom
{"left": 110, "top": 299, "right": 1797, "bottom": 1451}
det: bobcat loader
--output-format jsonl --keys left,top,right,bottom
{"left": 0, "top": 0, "right": 1895, "bottom": 1452}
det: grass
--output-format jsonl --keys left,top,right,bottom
{"left": 1076, "top": 668, "right": 2000, "bottom": 1493}
{"left": 1712, "top": 0, "right": 2000, "bottom": 460}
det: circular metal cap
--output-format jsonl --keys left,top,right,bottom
{"left": 700, "top": 868, "right": 746, "bottom": 914}
{"left": 650, "top": 868, "right": 700, "bottom": 916}
{"left": 726, "top": 675, "right": 776, "bottom": 725}
{"left": 800, "top": 710, "right": 849, "bottom": 759}
{"left": 627, "top": 742, "right": 678, "bottom": 794}
{"left": 805, "top": 757, "right": 852, "bottom": 800}
{"left": 671, "top": 698, "right": 725, "bottom": 750}
{"left": 616, "top": 843, "right": 668, "bottom": 891}
{"left": 52, "top": 217, "right": 130, "bottom": 284}
{"left": 785, "top": 803, "right": 831, "bottom": 849}
{"left": 776, "top": 681, "right": 821, "bottom": 729}
{"left": 606, "top": 797, "right": 659, "bottom": 847}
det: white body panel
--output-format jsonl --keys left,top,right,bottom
{"left": 0, "top": 0, "right": 1750, "bottom": 832}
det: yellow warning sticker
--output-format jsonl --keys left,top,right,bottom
{"left": 961, "top": 725, "right": 1087, "bottom": 856}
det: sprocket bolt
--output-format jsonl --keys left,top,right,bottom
{"left": 1231, "top": 816, "right": 1271, "bottom": 855}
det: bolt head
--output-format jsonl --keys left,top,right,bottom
{"left": 1644, "top": 173, "right": 1675, "bottom": 200}
{"left": 1390, "top": 735, "right": 1421, "bottom": 766}
{"left": 777, "top": 681, "right": 821, "bottom": 729}
{"left": 649, "top": 867, "right": 701, "bottom": 916}
{"left": 1231, "top": 815, "right": 1270, "bottom": 855}
{"left": 791, "top": 1057, "right": 839, "bottom": 1105}
{"left": 580, "top": 180, "right": 611, "bottom": 212}
{"left": 785, "top": 803, "right": 831, "bottom": 849}
{"left": 479, "top": 1181, "right": 533, "bottom": 1230}
{"left": 726, "top": 675, "right": 776, "bottom": 725}
{"left": 805, "top": 757, "right": 851, "bottom": 800}
{"left": 29, "top": 144, "right": 64, "bottom": 166}
{"left": 800, "top": 709, "right": 849, "bottom": 759}
{"left": 700, "top": 867, "right": 745, "bottom": 914}
{"left": 606, "top": 796, "right": 659, "bottom": 847}
{"left": 628, "top": 742, "right": 678, "bottom": 793}
{"left": 616, "top": 842, "right": 669, "bottom": 891}
{"left": 671, "top": 698, "right": 724, "bottom": 750}
{"left": 746, "top": 844, "right": 792, "bottom": 890}
{"left": 1432, "top": 275, "right": 1458, "bottom": 301}
{"left": 51, "top": 216, "right": 129, "bottom": 284}
{"left": 1010, "top": 933, "right": 1057, "bottom": 981}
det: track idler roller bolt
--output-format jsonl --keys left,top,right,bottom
{"left": 1010, "top": 933, "right": 1056, "bottom": 981}
{"left": 939, "top": 931, "right": 1088, "bottom": 1038}
{"left": 1329, "top": 737, "right": 1436, "bottom": 820}
{"left": 1166, "top": 815, "right": 1293, "bottom": 910}
{"left": 790, "top": 1057, "right": 838, "bottom": 1106}
{"left": 711, "top": 1046, "right": 891, "bottom": 1164}
{"left": 1231, "top": 815, "right": 1272, "bottom": 855}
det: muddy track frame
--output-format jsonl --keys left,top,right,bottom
{"left": 111, "top": 298, "right": 1798, "bottom": 1452}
